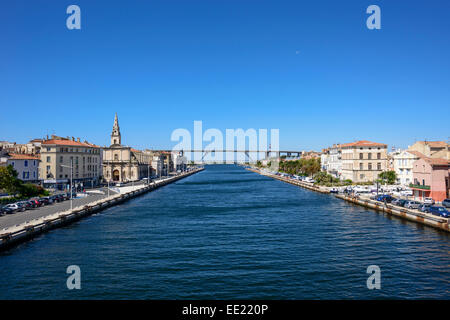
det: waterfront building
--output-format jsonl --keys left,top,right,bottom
{"left": 340, "top": 140, "right": 388, "bottom": 183}
{"left": 327, "top": 144, "right": 342, "bottom": 178}
{"left": 408, "top": 140, "right": 449, "bottom": 160}
{"left": 392, "top": 149, "right": 426, "bottom": 186}
{"left": 173, "top": 152, "right": 187, "bottom": 172}
{"left": 103, "top": 114, "right": 152, "bottom": 182}
{"left": 40, "top": 136, "right": 102, "bottom": 189}
{"left": 320, "top": 148, "right": 330, "bottom": 172}
{"left": 411, "top": 157, "right": 450, "bottom": 202}
{"left": 0, "top": 153, "right": 40, "bottom": 182}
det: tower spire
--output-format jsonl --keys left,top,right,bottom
{"left": 111, "top": 113, "right": 121, "bottom": 146}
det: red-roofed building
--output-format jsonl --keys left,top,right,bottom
{"left": 340, "top": 140, "right": 388, "bottom": 183}
{"left": 40, "top": 135, "right": 102, "bottom": 189}
{"left": 411, "top": 157, "right": 450, "bottom": 202}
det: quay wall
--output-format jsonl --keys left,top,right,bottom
{"left": 249, "top": 168, "right": 450, "bottom": 233}
{"left": 0, "top": 168, "right": 204, "bottom": 251}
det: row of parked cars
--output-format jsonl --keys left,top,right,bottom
{"left": 373, "top": 195, "right": 450, "bottom": 218}
{"left": 0, "top": 192, "right": 76, "bottom": 215}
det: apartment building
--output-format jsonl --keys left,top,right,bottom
{"left": 392, "top": 150, "right": 423, "bottom": 186}
{"left": 411, "top": 157, "right": 450, "bottom": 202}
{"left": 340, "top": 140, "right": 388, "bottom": 183}
{"left": 40, "top": 136, "right": 102, "bottom": 189}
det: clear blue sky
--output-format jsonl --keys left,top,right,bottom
{"left": 1, "top": 0, "right": 449, "bottom": 151}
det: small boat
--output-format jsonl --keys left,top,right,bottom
{"left": 330, "top": 187, "right": 339, "bottom": 194}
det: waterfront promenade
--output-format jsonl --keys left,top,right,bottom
{"left": 249, "top": 167, "right": 450, "bottom": 233}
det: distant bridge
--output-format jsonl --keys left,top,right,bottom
{"left": 160, "top": 149, "right": 303, "bottom": 163}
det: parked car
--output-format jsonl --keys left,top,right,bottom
{"left": 400, "top": 189, "right": 413, "bottom": 197}
{"left": 17, "top": 201, "right": 33, "bottom": 210}
{"left": 423, "top": 197, "right": 435, "bottom": 205}
{"left": 38, "top": 197, "right": 51, "bottom": 205}
{"left": 376, "top": 195, "right": 394, "bottom": 203}
{"left": 442, "top": 199, "right": 450, "bottom": 208}
{"left": 404, "top": 200, "right": 421, "bottom": 209}
{"left": 392, "top": 199, "right": 407, "bottom": 207}
{"left": 4, "top": 203, "right": 25, "bottom": 212}
{"left": 50, "top": 194, "right": 64, "bottom": 203}
{"left": 429, "top": 206, "right": 450, "bottom": 218}
{"left": 0, "top": 206, "right": 15, "bottom": 215}
{"left": 418, "top": 204, "right": 432, "bottom": 213}
{"left": 29, "top": 198, "right": 42, "bottom": 207}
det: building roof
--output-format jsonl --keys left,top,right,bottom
{"left": 340, "top": 140, "right": 387, "bottom": 148}
{"left": 406, "top": 150, "right": 427, "bottom": 159}
{"left": 42, "top": 139, "right": 99, "bottom": 148}
{"left": 422, "top": 157, "right": 450, "bottom": 166}
{"left": 8, "top": 153, "right": 40, "bottom": 160}
{"left": 417, "top": 141, "right": 448, "bottom": 148}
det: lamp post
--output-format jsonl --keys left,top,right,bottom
{"left": 61, "top": 158, "right": 74, "bottom": 211}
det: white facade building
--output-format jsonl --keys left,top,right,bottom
{"left": 392, "top": 150, "right": 422, "bottom": 186}
{"left": 328, "top": 144, "right": 342, "bottom": 178}
{"left": 0, "top": 153, "right": 40, "bottom": 182}
{"left": 172, "top": 152, "right": 187, "bottom": 172}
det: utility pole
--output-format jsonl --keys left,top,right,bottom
{"left": 61, "top": 158, "right": 74, "bottom": 211}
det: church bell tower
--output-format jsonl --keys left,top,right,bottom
{"left": 111, "top": 113, "right": 121, "bottom": 146}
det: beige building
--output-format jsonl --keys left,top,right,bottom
{"left": 103, "top": 114, "right": 152, "bottom": 183}
{"left": 408, "top": 140, "right": 449, "bottom": 160}
{"left": 40, "top": 136, "right": 102, "bottom": 189}
{"left": 340, "top": 140, "right": 388, "bottom": 183}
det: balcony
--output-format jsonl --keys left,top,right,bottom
{"left": 409, "top": 183, "right": 430, "bottom": 190}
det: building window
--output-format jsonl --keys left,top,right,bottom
{"left": 47, "top": 156, "right": 51, "bottom": 162}
{"left": 24, "top": 160, "right": 28, "bottom": 167}
{"left": 377, "top": 153, "right": 381, "bottom": 159}
{"left": 360, "top": 163, "right": 363, "bottom": 170}
{"left": 359, "top": 153, "right": 363, "bottom": 160}
{"left": 368, "top": 153, "right": 372, "bottom": 160}
{"left": 377, "top": 163, "right": 381, "bottom": 170}
{"left": 368, "top": 163, "right": 372, "bottom": 170}
{"left": 114, "top": 154, "right": 119, "bottom": 161}
{"left": 60, "top": 156, "right": 63, "bottom": 163}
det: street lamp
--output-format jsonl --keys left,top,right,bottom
{"left": 61, "top": 158, "right": 74, "bottom": 211}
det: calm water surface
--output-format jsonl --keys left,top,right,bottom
{"left": 0, "top": 165, "right": 449, "bottom": 299}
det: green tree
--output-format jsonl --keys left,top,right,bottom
{"left": 378, "top": 171, "right": 397, "bottom": 184}
{"left": 0, "top": 165, "right": 22, "bottom": 195}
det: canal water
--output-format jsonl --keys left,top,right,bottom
{"left": 0, "top": 165, "right": 449, "bottom": 299}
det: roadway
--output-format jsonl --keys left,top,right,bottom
{"left": 0, "top": 188, "right": 116, "bottom": 230}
